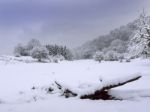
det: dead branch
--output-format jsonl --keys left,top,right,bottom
{"left": 103, "top": 75, "right": 142, "bottom": 90}
{"left": 55, "top": 81, "right": 77, "bottom": 98}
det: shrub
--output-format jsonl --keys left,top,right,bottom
{"left": 93, "top": 51, "right": 104, "bottom": 62}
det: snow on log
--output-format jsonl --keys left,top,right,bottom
{"left": 102, "top": 74, "right": 142, "bottom": 90}
{"left": 80, "top": 74, "right": 142, "bottom": 100}
{"left": 51, "top": 74, "right": 142, "bottom": 100}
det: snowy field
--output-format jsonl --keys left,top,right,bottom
{"left": 0, "top": 56, "right": 150, "bottom": 112}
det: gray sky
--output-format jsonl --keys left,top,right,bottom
{"left": 0, "top": 0, "right": 150, "bottom": 54}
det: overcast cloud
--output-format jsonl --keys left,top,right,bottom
{"left": 0, "top": 0, "right": 150, "bottom": 54}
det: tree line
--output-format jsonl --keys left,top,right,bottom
{"left": 14, "top": 11, "right": 150, "bottom": 62}
{"left": 14, "top": 39, "right": 73, "bottom": 62}
{"left": 75, "top": 11, "right": 150, "bottom": 62}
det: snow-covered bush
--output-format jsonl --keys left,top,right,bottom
{"left": 55, "top": 55, "right": 65, "bottom": 61}
{"left": 48, "top": 55, "right": 65, "bottom": 63}
{"left": 104, "top": 51, "right": 118, "bottom": 61}
{"left": 46, "top": 44, "right": 73, "bottom": 60}
{"left": 63, "top": 48, "right": 73, "bottom": 60}
{"left": 117, "top": 53, "right": 124, "bottom": 62}
{"left": 125, "top": 58, "right": 131, "bottom": 62}
{"left": 14, "top": 39, "right": 41, "bottom": 57}
{"left": 93, "top": 51, "right": 104, "bottom": 62}
{"left": 31, "top": 46, "right": 49, "bottom": 62}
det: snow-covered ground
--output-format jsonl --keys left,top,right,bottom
{"left": 0, "top": 56, "right": 150, "bottom": 112}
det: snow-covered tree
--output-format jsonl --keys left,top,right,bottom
{"left": 110, "top": 39, "right": 127, "bottom": 53}
{"left": 26, "top": 39, "right": 41, "bottom": 51}
{"left": 128, "top": 11, "right": 150, "bottom": 58}
{"left": 104, "top": 50, "right": 118, "bottom": 61}
{"left": 14, "top": 43, "right": 29, "bottom": 56}
{"left": 63, "top": 48, "right": 73, "bottom": 60}
{"left": 31, "top": 46, "right": 49, "bottom": 62}
{"left": 93, "top": 51, "right": 104, "bottom": 62}
{"left": 117, "top": 53, "right": 124, "bottom": 62}
{"left": 45, "top": 44, "right": 73, "bottom": 60}
{"left": 50, "top": 54, "right": 65, "bottom": 63}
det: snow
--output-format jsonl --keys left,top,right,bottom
{"left": 0, "top": 56, "right": 150, "bottom": 112}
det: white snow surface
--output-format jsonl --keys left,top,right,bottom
{"left": 0, "top": 56, "right": 150, "bottom": 112}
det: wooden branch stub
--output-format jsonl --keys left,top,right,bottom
{"left": 55, "top": 81, "right": 77, "bottom": 98}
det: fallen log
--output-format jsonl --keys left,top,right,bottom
{"left": 53, "top": 74, "right": 142, "bottom": 100}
